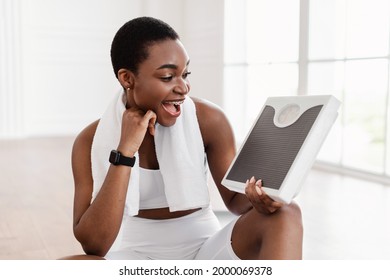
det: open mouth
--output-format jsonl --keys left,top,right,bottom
{"left": 161, "top": 99, "right": 185, "bottom": 116}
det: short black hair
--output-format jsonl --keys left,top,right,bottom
{"left": 110, "top": 16, "right": 179, "bottom": 77}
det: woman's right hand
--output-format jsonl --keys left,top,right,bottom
{"left": 245, "top": 176, "right": 284, "bottom": 214}
{"left": 117, "top": 106, "right": 157, "bottom": 157}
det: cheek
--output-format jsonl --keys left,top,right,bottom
{"left": 133, "top": 84, "right": 165, "bottom": 110}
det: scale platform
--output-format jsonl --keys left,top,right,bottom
{"left": 222, "top": 95, "right": 340, "bottom": 204}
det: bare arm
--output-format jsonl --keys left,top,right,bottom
{"left": 72, "top": 107, "right": 156, "bottom": 256}
{"left": 194, "top": 98, "right": 252, "bottom": 215}
{"left": 72, "top": 121, "right": 131, "bottom": 256}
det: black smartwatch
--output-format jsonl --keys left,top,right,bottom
{"left": 109, "top": 150, "right": 136, "bottom": 167}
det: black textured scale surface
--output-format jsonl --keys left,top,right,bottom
{"left": 226, "top": 105, "right": 323, "bottom": 190}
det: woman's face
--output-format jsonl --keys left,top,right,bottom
{"left": 127, "top": 39, "right": 191, "bottom": 127}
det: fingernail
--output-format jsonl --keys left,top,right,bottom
{"left": 255, "top": 185, "right": 262, "bottom": 196}
{"left": 256, "top": 179, "right": 262, "bottom": 186}
{"left": 245, "top": 179, "right": 249, "bottom": 185}
{"left": 250, "top": 176, "right": 255, "bottom": 184}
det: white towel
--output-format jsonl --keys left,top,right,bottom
{"left": 91, "top": 91, "right": 210, "bottom": 216}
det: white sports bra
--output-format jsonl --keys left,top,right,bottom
{"left": 138, "top": 167, "right": 169, "bottom": 209}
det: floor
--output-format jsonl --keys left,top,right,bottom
{"left": 1, "top": 136, "right": 390, "bottom": 260}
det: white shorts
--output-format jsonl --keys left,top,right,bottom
{"left": 105, "top": 207, "right": 240, "bottom": 260}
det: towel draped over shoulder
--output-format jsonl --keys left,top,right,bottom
{"left": 91, "top": 91, "right": 210, "bottom": 216}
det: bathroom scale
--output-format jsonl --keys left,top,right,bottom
{"left": 222, "top": 95, "right": 340, "bottom": 204}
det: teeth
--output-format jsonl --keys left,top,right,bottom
{"left": 165, "top": 100, "right": 184, "bottom": 106}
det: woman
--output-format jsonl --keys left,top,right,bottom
{"left": 65, "top": 17, "right": 303, "bottom": 260}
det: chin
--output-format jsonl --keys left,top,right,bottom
{"left": 155, "top": 106, "right": 180, "bottom": 127}
{"left": 157, "top": 116, "right": 177, "bottom": 127}
{"left": 158, "top": 120, "right": 177, "bottom": 127}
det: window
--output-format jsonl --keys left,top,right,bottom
{"left": 224, "top": 0, "right": 300, "bottom": 139}
{"left": 224, "top": 0, "right": 390, "bottom": 178}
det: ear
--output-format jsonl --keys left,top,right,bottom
{"left": 117, "top": 68, "right": 136, "bottom": 89}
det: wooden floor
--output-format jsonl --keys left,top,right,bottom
{"left": 1, "top": 136, "right": 390, "bottom": 259}
{"left": 0, "top": 137, "right": 82, "bottom": 259}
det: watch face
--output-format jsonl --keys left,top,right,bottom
{"left": 109, "top": 150, "right": 120, "bottom": 165}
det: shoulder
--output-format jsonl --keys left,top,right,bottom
{"left": 191, "top": 97, "right": 235, "bottom": 148}
{"left": 71, "top": 120, "right": 100, "bottom": 191}
{"left": 72, "top": 119, "right": 100, "bottom": 172}
{"left": 73, "top": 120, "right": 100, "bottom": 154}
{"left": 192, "top": 97, "right": 227, "bottom": 126}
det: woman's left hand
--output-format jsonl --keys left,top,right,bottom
{"left": 245, "top": 176, "right": 284, "bottom": 214}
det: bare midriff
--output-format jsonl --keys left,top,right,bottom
{"left": 136, "top": 207, "right": 201, "bottom": 220}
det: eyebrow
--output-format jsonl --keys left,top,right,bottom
{"left": 156, "top": 60, "right": 190, "bottom": 70}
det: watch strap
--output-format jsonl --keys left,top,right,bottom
{"left": 109, "top": 150, "right": 136, "bottom": 167}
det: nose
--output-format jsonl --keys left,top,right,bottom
{"left": 173, "top": 78, "right": 190, "bottom": 95}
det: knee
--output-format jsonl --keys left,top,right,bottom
{"left": 238, "top": 201, "right": 303, "bottom": 237}
{"left": 281, "top": 201, "right": 302, "bottom": 220}
{"left": 275, "top": 202, "right": 303, "bottom": 234}
{"left": 251, "top": 201, "right": 303, "bottom": 233}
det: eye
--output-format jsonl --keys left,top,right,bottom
{"left": 160, "top": 75, "right": 173, "bottom": 82}
{"left": 182, "top": 71, "right": 191, "bottom": 79}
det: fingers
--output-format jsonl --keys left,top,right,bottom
{"left": 245, "top": 177, "right": 266, "bottom": 202}
{"left": 126, "top": 108, "right": 156, "bottom": 132}
{"left": 148, "top": 122, "right": 156, "bottom": 136}
{"left": 144, "top": 110, "right": 157, "bottom": 136}
{"left": 245, "top": 177, "right": 262, "bottom": 204}
{"left": 245, "top": 176, "right": 284, "bottom": 214}
{"left": 119, "top": 108, "right": 157, "bottom": 154}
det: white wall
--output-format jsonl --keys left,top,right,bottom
{"left": 182, "top": 0, "right": 224, "bottom": 105}
{"left": 0, "top": 0, "right": 224, "bottom": 138}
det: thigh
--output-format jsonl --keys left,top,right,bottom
{"left": 105, "top": 249, "right": 148, "bottom": 260}
{"left": 195, "top": 216, "right": 240, "bottom": 260}
{"left": 112, "top": 207, "right": 222, "bottom": 259}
